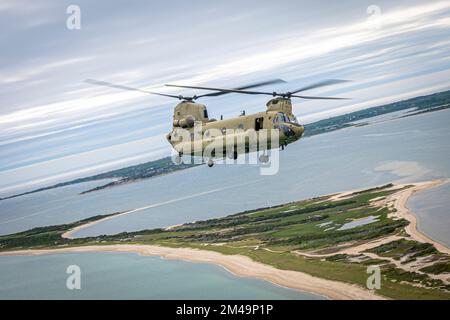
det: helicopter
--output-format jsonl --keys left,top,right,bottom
{"left": 86, "top": 78, "right": 348, "bottom": 167}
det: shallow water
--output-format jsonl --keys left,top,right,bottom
{"left": 408, "top": 182, "right": 450, "bottom": 247}
{"left": 337, "top": 215, "right": 379, "bottom": 231}
{"left": 0, "top": 252, "right": 322, "bottom": 300}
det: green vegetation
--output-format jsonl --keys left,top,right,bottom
{"left": 0, "top": 212, "right": 123, "bottom": 250}
{"left": 169, "top": 186, "right": 405, "bottom": 251}
{"left": 303, "top": 90, "right": 450, "bottom": 137}
{"left": 367, "top": 239, "right": 438, "bottom": 262}
{"left": 1, "top": 183, "right": 449, "bottom": 299}
{"left": 420, "top": 262, "right": 450, "bottom": 275}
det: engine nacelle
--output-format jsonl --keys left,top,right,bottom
{"left": 173, "top": 115, "right": 195, "bottom": 128}
{"left": 266, "top": 98, "right": 293, "bottom": 114}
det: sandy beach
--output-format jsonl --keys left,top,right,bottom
{"left": 388, "top": 179, "right": 450, "bottom": 254}
{"left": 0, "top": 244, "right": 384, "bottom": 300}
{"left": 2, "top": 179, "right": 449, "bottom": 300}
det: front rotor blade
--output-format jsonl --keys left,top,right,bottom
{"left": 85, "top": 79, "right": 182, "bottom": 99}
{"left": 166, "top": 84, "right": 273, "bottom": 97}
{"left": 197, "top": 78, "right": 286, "bottom": 98}
{"left": 291, "top": 94, "right": 350, "bottom": 100}
{"left": 237, "top": 78, "right": 286, "bottom": 90}
{"left": 290, "top": 79, "right": 349, "bottom": 94}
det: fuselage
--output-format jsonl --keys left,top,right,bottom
{"left": 166, "top": 98, "right": 304, "bottom": 158}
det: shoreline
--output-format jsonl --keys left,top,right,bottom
{"left": 2, "top": 179, "right": 449, "bottom": 300}
{"left": 61, "top": 211, "right": 130, "bottom": 239}
{"left": 0, "top": 244, "right": 384, "bottom": 300}
{"left": 388, "top": 179, "right": 450, "bottom": 254}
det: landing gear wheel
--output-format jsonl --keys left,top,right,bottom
{"left": 227, "top": 149, "right": 238, "bottom": 160}
{"left": 174, "top": 154, "right": 182, "bottom": 165}
{"left": 207, "top": 159, "right": 214, "bottom": 167}
{"left": 259, "top": 154, "right": 270, "bottom": 164}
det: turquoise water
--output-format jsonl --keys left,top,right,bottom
{"left": 0, "top": 252, "right": 321, "bottom": 300}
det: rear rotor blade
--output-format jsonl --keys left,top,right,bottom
{"left": 85, "top": 79, "right": 182, "bottom": 99}
{"left": 290, "top": 79, "right": 349, "bottom": 94}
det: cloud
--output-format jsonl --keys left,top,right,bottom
{"left": 0, "top": 57, "right": 95, "bottom": 85}
{"left": 2, "top": 1, "right": 449, "bottom": 123}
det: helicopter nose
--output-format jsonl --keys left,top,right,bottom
{"left": 285, "top": 123, "right": 304, "bottom": 139}
{"left": 292, "top": 124, "right": 304, "bottom": 138}
{"left": 275, "top": 123, "right": 304, "bottom": 141}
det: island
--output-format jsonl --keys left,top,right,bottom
{"left": 1, "top": 179, "right": 449, "bottom": 300}
{"left": 0, "top": 157, "right": 198, "bottom": 200}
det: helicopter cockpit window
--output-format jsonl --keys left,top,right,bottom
{"left": 203, "top": 108, "right": 209, "bottom": 119}
{"left": 273, "top": 112, "right": 288, "bottom": 124}
{"left": 288, "top": 115, "right": 299, "bottom": 124}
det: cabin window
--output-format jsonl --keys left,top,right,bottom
{"left": 203, "top": 109, "right": 209, "bottom": 119}
{"left": 255, "top": 117, "right": 264, "bottom": 131}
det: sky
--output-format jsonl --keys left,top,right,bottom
{"left": 0, "top": 0, "right": 450, "bottom": 195}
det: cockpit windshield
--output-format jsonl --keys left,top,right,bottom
{"left": 288, "top": 115, "right": 299, "bottom": 124}
{"left": 273, "top": 112, "right": 288, "bottom": 123}
{"left": 273, "top": 112, "right": 298, "bottom": 124}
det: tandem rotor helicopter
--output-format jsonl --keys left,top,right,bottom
{"left": 86, "top": 78, "right": 348, "bottom": 167}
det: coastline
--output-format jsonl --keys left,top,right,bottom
{"left": 0, "top": 244, "right": 384, "bottom": 300}
{"left": 61, "top": 211, "right": 130, "bottom": 239}
{"left": 388, "top": 179, "right": 450, "bottom": 255}
{"left": 2, "top": 179, "right": 449, "bottom": 300}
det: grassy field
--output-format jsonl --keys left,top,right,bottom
{"left": 1, "top": 184, "right": 449, "bottom": 299}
